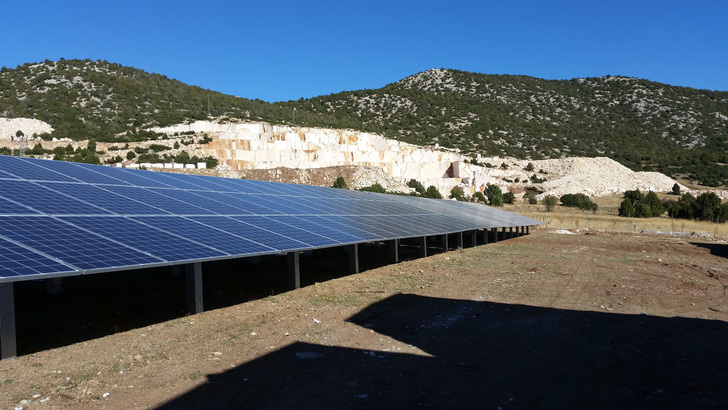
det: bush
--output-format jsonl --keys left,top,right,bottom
{"left": 359, "top": 183, "right": 387, "bottom": 193}
{"left": 450, "top": 186, "right": 466, "bottom": 201}
{"left": 543, "top": 195, "right": 558, "bottom": 211}
{"left": 485, "top": 184, "right": 503, "bottom": 206}
{"left": 503, "top": 191, "right": 515, "bottom": 204}
{"left": 620, "top": 190, "right": 663, "bottom": 217}
{"left": 407, "top": 179, "right": 426, "bottom": 196}
{"left": 618, "top": 198, "right": 635, "bottom": 217}
{"left": 475, "top": 191, "right": 487, "bottom": 204}
{"left": 424, "top": 186, "right": 442, "bottom": 199}
{"left": 560, "top": 193, "right": 598, "bottom": 212}
{"left": 204, "top": 156, "right": 218, "bottom": 168}
{"left": 332, "top": 176, "right": 348, "bottom": 189}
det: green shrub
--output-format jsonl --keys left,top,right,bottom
{"left": 424, "top": 186, "right": 442, "bottom": 199}
{"left": 332, "top": 176, "right": 348, "bottom": 189}
{"left": 407, "top": 179, "right": 426, "bottom": 196}
{"left": 503, "top": 191, "right": 515, "bottom": 204}
{"left": 359, "top": 183, "right": 387, "bottom": 193}
{"left": 560, "top": 193, "right": 598, "bottom": 212}
{"left": 450, "top": 186, "right": 466, "bottom": 201}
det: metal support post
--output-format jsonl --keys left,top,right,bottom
{"left": 483, "top": 228, "right": 489, "bottom": 245}
{"left": 457, "top": 232, "right": 463, "bottom": 250}
{"left": 470, "top": 230, "right": 477, "bottom": 247}
{"left": 389, "top": 239, "right": 399, "bottom": 263}
{"left": 185, "top": 262, "right": 203, "bottom": 314}
{"left": 420, "top": 236, "right": 428, "bottom": 257}
{"left": 348, "top": 244, "right": 359, "bottom": 274}
{"left": 1, "top": 283, "right": 17, "bottom": 360}
{"left": 287, "top": 252, "right": 301, "bottom": 290}
{"left": 441, "top": 234, "right": 449, "bottom": 252}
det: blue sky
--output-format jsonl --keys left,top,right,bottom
{"left": 2, "top": 1, "right": 726, "bottom": 102}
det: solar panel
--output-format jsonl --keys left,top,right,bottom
{"left": 0, "top": 216, "right": 163, "bottom": 271}
{"left": 132, "top": 216, "right": 276, "bottom": 257}
{"left": 0, "top": 238, "right": 75, "bottom": 277}
{"left": 0, "top": 156, "right": 77, "bottom": 182}
{"left": 60, "top": 216, "right": 229, "bottom": 262}
{"left": 0, "top": 155, "right": 542, "bottom": 283}
{"left": 0, "top": 180, "right": 113, "bottom": 215}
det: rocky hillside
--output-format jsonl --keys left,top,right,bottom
{"left": 1, "top": 60, "right": 727, "bottom": 185}
{"left": 283, "top": 69, "right": 728, "bottom": 185}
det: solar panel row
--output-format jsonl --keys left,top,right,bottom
{"left": 0, "top": 155, "right": 542, "bottom": 282}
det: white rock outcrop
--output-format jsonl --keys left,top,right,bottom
{"left": 0, "top": 118, "right": 54, "bottom": 139}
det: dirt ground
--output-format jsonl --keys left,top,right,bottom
{"left": 1, "top": 229, "right": 728, "bottom": 409}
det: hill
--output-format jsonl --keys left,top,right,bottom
{"left": 1, "top": 60, "right": 727, "bottom": 185}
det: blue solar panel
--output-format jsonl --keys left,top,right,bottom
{"left": 41, "top": 183, "right": 170, "bottom": 215}
{"left": 220, "top": 193, "right": 285, "bottom": 215}
{"left": 0, "top": 180, "right": 112, "bottom": 215}
{"left": 104, "top": 186, "right": 215, "bottom": 215}
{"left": 188, "top": 216, "right": 311, "bottom": 252}
{"left": 81, "top": 165, "right": 174, "bottom": 188}
{"left": 325, "top": 215, "right": 399, "bottom": 240}
{"left": 0, "top": 195, "right": 40, "bottom": 215}
{"left": 30, "top": 160, "right": 131, "bottom": 185}
{"left": 0, "top": 238, "right": 75, "bottom": 278}
{"left": 245, "top": 194, "right": 321, "bottom": 215}
{"left": 0, "top": 156, "right": 78, "bottom": 182}
{"left": 0, "top": 216, "right": 163, "bottom": 271}
{"left": 274, "top": 215, "right": 363, "bottom": 244}
{"left": 132, "top": 170, "right": 212, "bottom": 191}
{"left": 0, "top": 155, "right": 543, "bottom": 282}
{"left": 188, "top": 175, "right": 269, "bottom": 194}
{"left": 146, "top": 188, "right": 250, "bottom": 215}
{"left": 230, "top": 216, "right": 340, "bottom": 248}
{"left": 134, "top": 216, "right": 276, "bottom": 256}
{"left": 61, "top": 216, "right": 228, "bottom": 262}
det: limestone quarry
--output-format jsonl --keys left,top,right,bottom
{"left": 0, "top": 118, "right": 712, "bottom": 198}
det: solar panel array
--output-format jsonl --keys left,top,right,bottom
{"left": 0, "top": 155, "right": 541, "bottom": 283}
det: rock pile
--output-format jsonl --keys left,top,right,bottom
{"left": 0, "top": 118, "right": 53, "bottom": 139}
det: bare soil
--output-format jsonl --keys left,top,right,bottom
{"left": 1, "top": 230, "right": 728, "bottom": 409}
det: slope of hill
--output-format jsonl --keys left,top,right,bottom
{"left": 1, "top": 60, "right": 727, "bottom": 185}
{"left": 283, "top": 69, "right": 728, "bottom": 185}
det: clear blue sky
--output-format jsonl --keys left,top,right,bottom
{"left": 2, "top": 1, "right": 726, "bottom": 102}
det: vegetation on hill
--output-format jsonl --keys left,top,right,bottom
{"left": 1, "top": 60, "right": 727, "bottom": 185}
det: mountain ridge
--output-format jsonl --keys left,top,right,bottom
{"left": 1, "top": 59, "right": 727, "bottom": 185}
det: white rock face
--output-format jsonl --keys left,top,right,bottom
{"left": 0, "top": 118, "right": 54, "bottom": 139}
{"left": 151, "top": 120, "right": 695, "bottom": 198}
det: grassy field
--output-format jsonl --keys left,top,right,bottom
{"left": 505, "top": 194, "right": 727, "bottom": 238}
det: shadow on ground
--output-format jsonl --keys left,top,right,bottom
{"left": 692, "top": 241, "right": 728, "bottom": 259}
{"left": 159, "top": 293, "right": 728, "bottom": 409}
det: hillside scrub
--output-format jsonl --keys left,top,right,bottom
{"left": 3, "top": 61, "right": 728, "bottom": 185}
